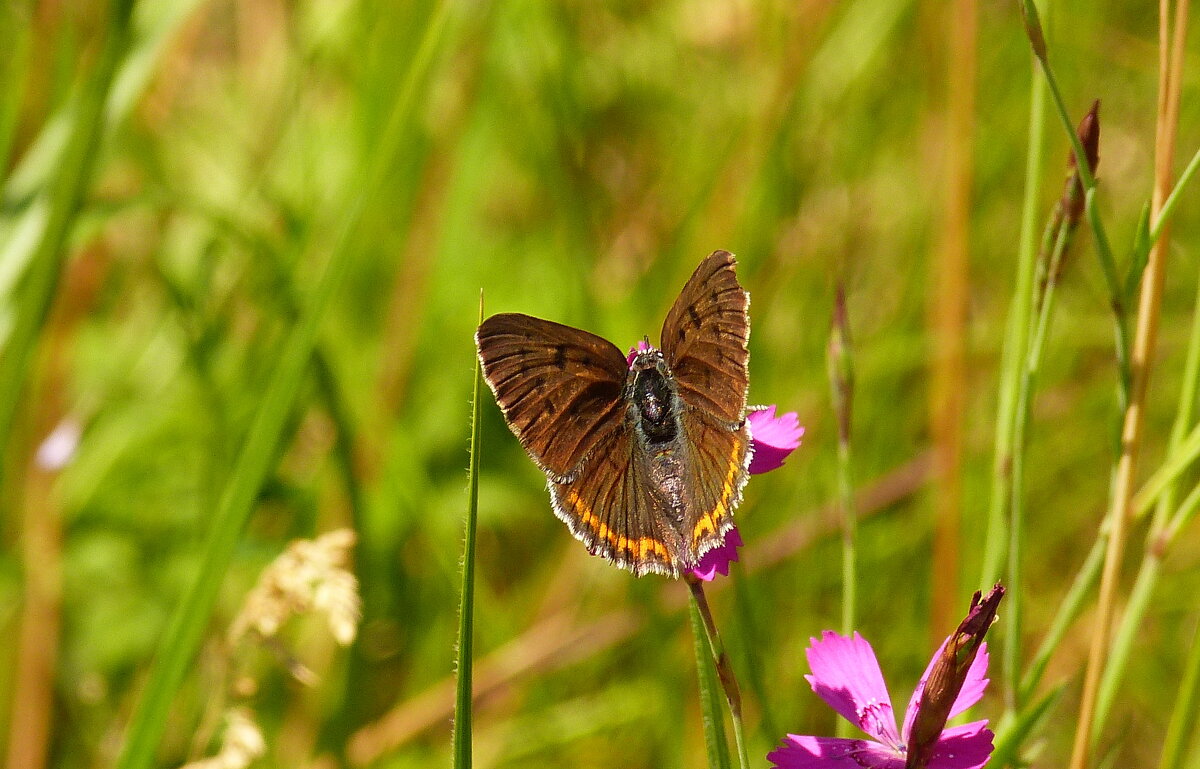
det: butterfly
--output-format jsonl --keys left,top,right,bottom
{"left": 475, "top": 251, "right": 752, "bottom": 577}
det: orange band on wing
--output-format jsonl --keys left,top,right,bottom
{"left": 691, "top": 436, "right": 744, "bottom": 540}
{"left": 564, "top": 488, "right": 671, "bottom": 560}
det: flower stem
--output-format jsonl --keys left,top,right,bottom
{"left": 687, "top": 576, "right": 750, "bottom": 769}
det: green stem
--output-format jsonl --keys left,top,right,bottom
{"left": 1006, "top": 199, "right": 1074, "bottom": 710}
{"left": 1160, "top": 619, "right": 1200, "bottom": 769}
{"left": 690, "top": 594, "right": 733, "bottom": 769}
{"left": 687, "top": 577, "right": 750, "bottom": 769}
{"left": 980, "top": 49, "right": 1046, "bottom": 590}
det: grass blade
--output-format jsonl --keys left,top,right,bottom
{"left": 690, "top": 596, "right": 733, "bottom": 769}
{"left": 454, "top": 295, "right": 484, "bottom": 769}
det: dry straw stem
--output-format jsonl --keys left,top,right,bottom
{"left": 347, "top": 455, "right": 931, "bottom": 765}
{"left": 1068, "top": 1, "right": 1190, "bottom": 767}
{"left": 928, "top": 0, "right": 977, "bottom": 644}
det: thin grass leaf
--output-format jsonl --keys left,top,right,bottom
{"left": 690, "top": 597, "right": 733, "bottom": 769}
{"left": 1126, "top": 202, "right": 1152, "bottom": 302}
{"left": 1148, "top": 144, "right": 1200, "bottom": 249}
{"left": 1161, "top": 619, "right": 1200, "bottom": 769}
{"left": 990, "top": 682, "right": 1065, "bottom": 768}
{"left": 454, "top": 294, "right": 484, "bottom": 769}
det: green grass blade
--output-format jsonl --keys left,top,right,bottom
{"left": 454, "top": 295, "right": 484, "bottom": 769}
{"left": 991, "top": 682, "right": 1065, "bottom": 767}
{"left": 1160, "top": 619, "right": 1200, "bottom": 769}
{"left": 980, "top": 45, "right": 1046, "bottom": 590}
{"left": 690, "top": 596, "right": 733, "bottom": 769}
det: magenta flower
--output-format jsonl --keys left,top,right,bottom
{"left": 767, "top": 632, "right": 994, "bottom": 769}
{"left": 688, "top": 405, "right": 804, "bottom": 581}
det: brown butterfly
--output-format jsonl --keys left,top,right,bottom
{"left": 475, "top": 251, "right": 751, "bottom": 577}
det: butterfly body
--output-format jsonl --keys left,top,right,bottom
{"left": 476, "top": 251, "right": 752, "bottom": 577}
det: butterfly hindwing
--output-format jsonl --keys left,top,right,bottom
{"left": 475, "top": 313, "right": 629, "bottom": 480}
{"left": 549, "top": 425, "right": 682, "bottom": 577}
{"left": 680, "top": 408, "right": 751, "bottom": 562}
{"left": 660, "top": 251, "right": 750, "bottom": 425}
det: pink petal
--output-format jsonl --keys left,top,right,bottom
{"left": 949, "top": 643, "right": 990, "bottom": 718}
{"left": 804, "top": 631, "right": 902, "bottom": 749}
{"left": 689, "top": 527, "right": 743, "bottom": 581}
{"left": 768, "top": 729, "right": 902, "bottom": 767}
{"left": 747, "top": 406, "right": 804, "bottom": 474}
{"left": 767, "top": 736, "right": 904, "bottom": 769}
{"left": 625, "top": 339, "right": 653, "bottom": 367}
{"left": 924, "top": 721, "right": 994, "bottom": 769}
{"left": 901, "top": 641, "right": 990, "bottom": 741}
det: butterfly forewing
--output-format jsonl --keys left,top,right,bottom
{"left": 549, "top": 426, "right": 682, "bottom": 577}
{"left": 660, "top": 251, "right": 750, "bottom": 425}
{"left": 476, "top": 313, "right": 629, "bottom": 480}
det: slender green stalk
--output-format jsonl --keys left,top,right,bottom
{"left": 687, "top": 578, "right": 749, "bottom": 769}
{"left": 114, "top": 5, "right": 451, "bottom": 768}
{"left": 980, "top": 42, "right": 1046, "bottom": 591}
{"left": 453, "top": 296, "right": 484, "bottom": 769}
{"left": 1006, "top": 191, "right": 1076, "bottom": 709}
{"left": 690, "top": 595, "right": 733, "bottom": 769}
{"left": 827, "top": 286, "right": 855, "bottom": 636}
{"left": 1134, "top": 421, "right": 1200, "bottom": 514}
{"left": 1018, "top": 536, "right": 1105, "bottom": 701}
{"left": 0, "top": 0, "right": 133, "bottom": 481}
{"left": 990, "top": 683, "right": 1066, "bottom": 767}
{"left": 1160, "top": 619, "right": 1200, "bottom": 769}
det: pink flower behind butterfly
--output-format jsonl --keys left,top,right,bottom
{"left": 689, "top": 405, "right": 803, "bottom": 581}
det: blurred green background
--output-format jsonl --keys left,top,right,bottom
{"left": 1, "top": 0, "right": 1198, "bottom": 767}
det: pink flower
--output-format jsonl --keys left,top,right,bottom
{"left": 767, "top": 632, "right": 994, "bottom": 769}
{"left": 747, "top": 406, "right": 805, "bottom": 474}
{"left": 688, "top": 406, "right": 803, "bottom": 581}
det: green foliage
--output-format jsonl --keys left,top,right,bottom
{"left": 2, "top": 1, "right": 1200, "bottom": 767}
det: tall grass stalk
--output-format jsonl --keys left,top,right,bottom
{"left": 980, "top": 27, "right": 1046, "bottom": 594}
{"left": 113, "top": 5, "right": 451, "bottom": 768}
{"left": 827, "top": 285, "right": 855, "bottom": 636}
{"left": 454, "top": 296, "right": 484, "bottom": 769}
{"left": 1067, "top": 0, "right": 1188, "bottom": 763}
